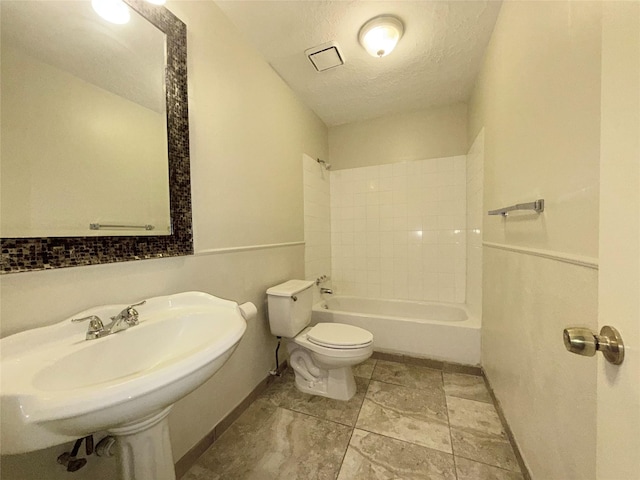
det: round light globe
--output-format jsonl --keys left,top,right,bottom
{"left": 91, "top": 0, "right": 130, "bottom": 24}
{"left": 358, "top": 15, "right": 404, "bottom": 58}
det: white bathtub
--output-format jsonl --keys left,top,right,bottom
{"left": 312, "top": 296, "right": 480, "bottom": 366}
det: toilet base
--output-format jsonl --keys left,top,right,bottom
{"left": 288, "top": 344, "right": 358, "bottom": 401}
{"left": 292, "top": 364, "right": 356, "bottom": 401}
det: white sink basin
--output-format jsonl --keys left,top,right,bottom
{"left": 0, "top": 291, "right": 247, "bottom": 456}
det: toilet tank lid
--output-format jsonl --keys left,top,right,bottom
{"left": 267, "top": 280, "right": 314, "bottom": 297}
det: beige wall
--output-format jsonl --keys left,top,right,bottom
{"left": 469, "top": 1, "right": 601, "bottom": 479}
{"left": 469, "top": 1, "right": 600, "bottom": 259}
{"left": 0, "top": 1, "right": 327, "bottom": 478}
{"left": 329, "top": 103, "right": 467, "bottom": 170}
{"left": 483, "top": 248, "right": 598, "bottom": 480}
{"left": 186, "top": 1, "right": 327, "bottom": 250}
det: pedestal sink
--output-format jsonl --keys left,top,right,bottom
{"left": 0, "top": 291, "right": 250, "bottom": 480}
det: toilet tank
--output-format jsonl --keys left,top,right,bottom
{"left": 266, "top": 280, "right": 315, "bottom": 338}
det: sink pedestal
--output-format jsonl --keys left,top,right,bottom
{"left": 109, "top": 407, "right": 175, "bottom": 480}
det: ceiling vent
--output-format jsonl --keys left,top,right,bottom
{"left": 305, "top": 42, "right": 344, "bottom": 72}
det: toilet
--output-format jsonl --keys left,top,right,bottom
{"left": 266, "top": 279, "right": 373, "bottom": 401}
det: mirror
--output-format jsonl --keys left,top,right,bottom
{"left": 2, "top": 0, "right": 169, "bottom": 237}
{"left": 0, "top": 0, "right": 192, "bottom": 273}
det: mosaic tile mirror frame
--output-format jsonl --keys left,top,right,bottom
{"left": 1, "top": 0, "right": 193, "bottom": 274}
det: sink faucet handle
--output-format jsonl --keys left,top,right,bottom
{"left": 72, "top": 315, "right": 104, "bottom": 339}
{"left": 72, "top": 315, "right": 103, "bottom": 325}
{"left": 127, "top": 300, "right": 146, "bottom": 318}
{"left": 118, "top": 300, "right": 146, "bottom": 325}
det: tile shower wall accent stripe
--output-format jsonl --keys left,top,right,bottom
{"left": 330, "top": 156, "right": 467, "bottom": 303}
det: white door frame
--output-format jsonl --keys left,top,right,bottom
{"left": 597, "top": 3, "right": 640, "bottom": 478}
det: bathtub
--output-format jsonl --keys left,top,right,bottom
{"left": 312, "top": 296, "right": 480, "bottom": 366}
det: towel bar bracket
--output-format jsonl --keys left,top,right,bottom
{"left": 488, "top": 199, "right": 544, "bottom": 217}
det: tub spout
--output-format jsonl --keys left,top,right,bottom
{"left": 320, "top": 288, "right": 333, "bottom": 295}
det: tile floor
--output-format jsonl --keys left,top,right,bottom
{"left": 182, "top": 359, "right": 525, "bottom": 480}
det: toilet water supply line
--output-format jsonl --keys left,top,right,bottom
{"left": 289, "top": 349, "right": 322, "bottom": 384}
{"left": 269, "top": 337, "right": 282, "bottom": 376}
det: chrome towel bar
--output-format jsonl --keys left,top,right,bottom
{"left": 488, "top": 199, "right": 544, "bottom": 217}
{"left": 90, "top": 223, "right": 155, "bottom": 231}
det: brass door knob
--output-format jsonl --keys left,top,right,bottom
{"left": 563, "top": 326, "right": 624, "bottom": 365}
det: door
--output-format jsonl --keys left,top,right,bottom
{"left": 597, "top": 2, "right": 640, "bottom": 478}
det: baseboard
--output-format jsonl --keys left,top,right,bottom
{"left": 482, "top": 371, "right": 532, "bottom": 480}
{"left": 174, "top": 361, "right": 288, "bottom": 479}
{"left": 372, "top": 350, "right": 483, "bottom": 376}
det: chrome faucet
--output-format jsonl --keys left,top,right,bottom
{"left": 73, "top": 301, "right": 146, "bottom": 340}
{"left": 320, "top": 288, "right": 333, "bottom": 295}
{"left": 108, "top": 300, "right": 145, "bottom": 333}
{"left": 71, "top": 315, "right": 105, "bottom": 340}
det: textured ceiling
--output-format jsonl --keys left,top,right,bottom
{"left": 216, "top": 0, "right": 502, "bottom": 126}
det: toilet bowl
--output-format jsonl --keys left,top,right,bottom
{"left": 266, "top": 279, "right": 374, "bottom": 401}
{"left": 287, "top": 324, "right": 373, "bottom": 400}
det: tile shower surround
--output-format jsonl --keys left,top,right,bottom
{"left": 303, "top": 155, "right": 332, "bottom": 289}
{"left": 330, "top": 157, "right": 467, "bottom": 303}
{"left": 183, "top": 358, "right": 525, "bottom": 480}
{"left": 466, "top": 130, "right": 484, "bottom": 318}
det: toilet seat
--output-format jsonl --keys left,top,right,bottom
{"left": 307, "top": 323, "right": 373, "bottom": 349}
{"left": 292, "top": 326, "right": 373, "bottom": 361}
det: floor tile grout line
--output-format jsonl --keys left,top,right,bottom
{"left": 185, "top": 359, "right": 524, "bottom": 479}
{"left": 336, "top": 372, "right": 372, "bottom": 480}
{"left": 267, "top": 375, "right": 373, "bottom": 429}
{"left": 445, "top": 395, "right": 509, "bottom": 440}
{"left": 453, "top": 452, "right": 525, "bottom": 475}
{"left": 446, "top": 390, "right": 523, "bottom": 473}
{"left": 444, "top": 386, "right": 460, "bottom": 480}
{"left": 370, "top": 374, "right": 493, "bottom": 405}
{"left": 368, "top": 377, "right": 447, "bottom": 394}
{"left": 353, "top": 424, "right": 456, "bottom": 457}
{"left": 276, "top": 404, "right": 357, "bottom": 429}
{"left": 366, "top": 365, "right": 519, "bottom": 476}
{"left": 445, "top": 393, "right": 496, "bottom": 407}
{"left": 289, "top": 364, "right": 503, "bottom": 438}
{"left": 370, "top": 380, "right": 446, "bottom": 392}
{"left": 362, "top": 362, "right": 455, "bottom": 458}
{"left": 335, "top": 422, "right": 356, "bottom": 480}
{"left": 446, "top": 394, "right": 493, "bottom": 404}
{"left": 364, "top": 367, "right": 455, "bottom": 457}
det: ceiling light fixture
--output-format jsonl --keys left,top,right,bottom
{"left": 358, "top": 15, "right": 404, "bottom": 58}
{"left": 91, "top": 0, "right": 130, "bottom": 24}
